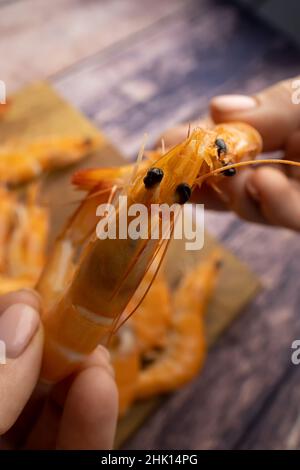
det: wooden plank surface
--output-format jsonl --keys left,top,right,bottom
{"left": 239, "top": 365, "right": 300, "bottom": 450}
{"left": 1, "top": 0, "right": 300, "bottom": 450}
{"left": 53, "top": 1, "right": 300, "bottom": 157}
{"left": 0, "top": 0, "right": 185, "bottom": 92}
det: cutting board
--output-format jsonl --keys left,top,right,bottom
{"left": 0, "top": 82, "right": 260, "bottom": 447}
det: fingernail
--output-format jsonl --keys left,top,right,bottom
{"left": 246, "top": 182, "right": 260, "bottom": 202}
{"left": 212, "top": 94, "right": 257, "bottom": 112}
{"left": 0, "top": 303, "right": 39, "bottom": 358}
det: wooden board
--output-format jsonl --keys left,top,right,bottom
{"left": 0, "top": 82, "right": 260, "bottom": 448}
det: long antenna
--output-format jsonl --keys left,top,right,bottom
{"left": 196, "top": 158, "right": 300, "bottom": 185}
{"left": 128, "top": 133, "right": 148, "bottom": 186}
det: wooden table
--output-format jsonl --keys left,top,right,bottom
{"left": 1, "top": 0, "right": 300, "bottom": 450}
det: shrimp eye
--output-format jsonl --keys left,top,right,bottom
{"left": 175, "top": 183, "right": 192, "bottom": 204}
{"left": 143, "top": 167, "right": 164, "bottom": 188}
{"left": 222, "top": 167, "right": 236, "bottom": 177}
{"left": 215, "top": 138, "right": 227, "bottom": 157}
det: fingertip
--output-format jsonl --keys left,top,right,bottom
{"left": 81, "top": 345, "right": 115, "bottom": 378}
{"left": 211, "top": 79, "right": 300, "bottom": 151}
{"left": 210, "top": 94, "right": 257, "bottom": 122}
{"left": 57, "top": 365, "right": 118, "bottom": 449}
{"left": 0, "top": 323, "right": 44, "bottom": 435}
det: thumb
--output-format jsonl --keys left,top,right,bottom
{"left": 0, "top": 289, "right": 43, "bottom": 435}
{"left": 210, "top": 77, "right": 300, "bottom": 151}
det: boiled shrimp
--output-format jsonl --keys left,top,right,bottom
{"left": 0, "top": 135, "right": 100, "bottom": 185}
{"left": 0, "top": 184, "right": 49, "bottom": 294}
{"left": 38, "top": 121, "right": 300, "bottom": 384}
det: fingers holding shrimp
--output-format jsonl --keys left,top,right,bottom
{"left": 23, "top": 346, "right": 118, "bottom": 450}
{"left": 210, "top": 78, "right": 300, "bottom": 151}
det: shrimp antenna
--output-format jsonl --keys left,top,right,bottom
{"left": 161, "top": 138, "right": 165, "bottom": 155}
{"left": 127, "top": 133, "right": 148, "bottom": 187}
{"left": 77, "top": 185, "right": 119, "bottom": 245}
{"left": 197, "top": 158, "right": 300, "bottom": 185}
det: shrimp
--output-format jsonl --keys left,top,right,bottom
{"left": 70, "top": 123, "right": 261, "bottom": 194}
{"left": 0, "top": 135, "right": 100, "bottom": 185}
{"left": 38, "top": 135, "right": 196, "bottom": 383}
{"left": 38, "top": 121, "right": 300, "bottom": 384}
{"left": 136, "top": 251, "right": 221, "bottom": 399}
{"left": 6, "top": 183, "right": 48, "bottom": 280}
{"left": 0, "top": 184, "right": 49, "bottom": 294}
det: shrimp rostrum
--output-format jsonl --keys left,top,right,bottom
{"left": 38, "top": 121, "right": 300, "bottom": 384}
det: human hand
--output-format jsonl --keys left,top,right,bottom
{"left": 159, "top": 77, "right": 300, "bottom": 230}
{"left": 0, "top": 289, "right": 118, "bottom": 449}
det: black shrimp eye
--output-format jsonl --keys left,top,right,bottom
{"left": 222, "top": 167, "right": 236, "bottom": 177}
{"left": 175, "top": 183, "right": 192, "bottom": 204}
{"left": 215, "top": 138, "right": 227, "bottom": 157}
{"left": 143, "top": 167, "right": 164, "bottom": 188}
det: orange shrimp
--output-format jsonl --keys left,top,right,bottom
{"left": 6, "top": 184, "right": 48, "bottom": 280}
{"left": 0, "top": 135, "right": 100, "bottom": 185}
{"left": 136, "top": 251, "right": 221, "bottom": 399}
{"left": 38, "top": 121, "right": 300, "bottom": 384}
{"left": 0, "top": 184, "right": 49, "bottom": 294}
{"left": 38, "top": 135, "right": 197, "bottom": 383}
